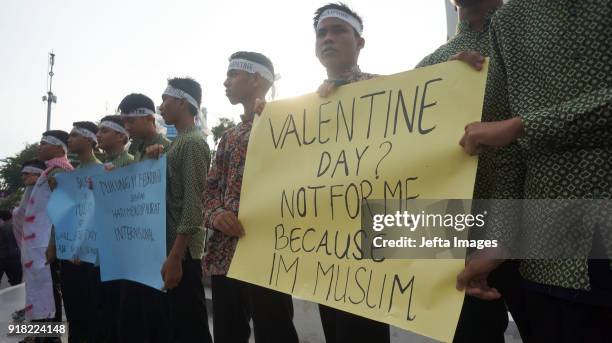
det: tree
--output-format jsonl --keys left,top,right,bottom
{"left": 211, "top": 117, "right": 236, "bottom": 145}
{"left": 0, "top": 143, "right": 39, "bottom": 194}
{"left": 0, "top": 143, "right": 38, "bottom": 210}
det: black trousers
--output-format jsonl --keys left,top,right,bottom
{"left": 523, "top": 290, "right": 612, "bottom": 343}
{"left": 211, "top": 275, "right": 299, "bottom": 343}
{"left": 87, "top": 265, "right": 106, "bottom": 343}
{"left": 50, "top": 260, "right": 63, "bottom": 322}
{"left": 118, "top": 280, "right": 170, "bottom": 343}
{"left": 453, "top": 295, "right": 508, "bottom": 343}
{"left": 59, "top": 261, "right": 94, "bottom": 343}
{"left": 0, "top": 257, "right": 22, "bottom": 285}
{"left": 318, "top": 304, "right": 390, "bottom": 343}
{"left": 453, "top": 261, "right": 529, "bottom": 343}
{"left": 103, "top": 280, "right": 122, "bottom": 342}
{"left": 166, "top": 258, "right": 212, "bottom": 343}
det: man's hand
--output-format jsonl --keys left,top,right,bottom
{"left": 70, "top": 257, "right": 82, "bottom": 265}
{"left": 161, "top": 254, "right": 183, "bottom": 290}
{"left": 254, "top": 98, "right": 266, "bottom": 116}
{"left": 456, "top": 257, "right": 504, "bottom": 300}
{"left": 213, "top": 211, "right": 245, "bottom": 237}
{"left": 103, "top": 164, "right": 116, "bottom": 172}
{"left": 460, "top": 118, "right": 524, "bottom": 155}
{"left": 46, "top": 245, "right": 56, "bottom": 265}
{"left": 145, "top": 144, "right": 165, "bottom": 159}
{"left": 449, "top": 50, "right": 485, "bottom": 71}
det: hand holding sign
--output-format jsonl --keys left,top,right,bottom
{"left": 255, "top": 98, "right": 266, "bottom": 116}
{"left": 145, "top": 144, "right": 165, "bottom": 159}
{"left": 448, "top": 50, "right": 485, "bottom": 71}
{"left": 228, "top": 61, "right": 489, "bottom": 342}
{"left": 213, "top": 211, "right": 245, "bottom": 237}
{"left": 459, "top": 118, "right": 524, "bottom": 155}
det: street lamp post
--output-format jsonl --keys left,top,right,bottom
{"left": 42, "top": 52, "right": 57, "bottom": 131}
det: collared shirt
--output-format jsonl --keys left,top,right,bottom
{"left": 485, "top": 0, "right": 611, "bottom": 291}
{"left": 203, "top": 69, "right": 379, "bottom": 275}
{"left": 325, "top": 65, "right": 378, "bottom": 85}
{"left": 129, "top": 133, "right": 172, "bottom": 163}
{"left": 166, "top": 125, "right": 210, "bottom": 260}
{"left": 76, "top": 155, "right": 102, "bottom": 169}
{"left": 416, "top": 10, "right": 497, "bottom": 202}
{"left": 106, "top": 150, "right": 134, "bottom": 168}
{"left": 203, "top": 117, "right": 253, "bottom": 275}
{"left": 416, "top": 10, "right": 495, "bottom": 68}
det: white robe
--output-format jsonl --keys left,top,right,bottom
{"left": 21, "top": 175, "right": 56, "bottom": 320}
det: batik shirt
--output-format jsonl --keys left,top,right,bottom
{"left": 203, "top": 117, "right": 253, "bottom": 275}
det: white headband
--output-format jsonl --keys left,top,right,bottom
{"left": 41, "top": 135, "right": 68, "bottom": 153}
{"left": 228, "top": 59, "right": 278, "bottom": 83}
{"left": 317, "top": 9, "right": 363, "bottom": 34}
{"left": 71, "top": 126, "right": 98, "bottom": 143}
{"left": 122, "top": 107, "right": 155, "bottom": 117}
{"left": 22, "top": 166, "right": 44, "bottom": 174}
{"left": 99, "top": 121, "right": 129, "bottom": 138}
{"left": 163, "top": 85, "right": 200, "bottom": 112}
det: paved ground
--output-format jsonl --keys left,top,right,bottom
{"left": 1, "top": 276, "right": 522, "bottom": 343}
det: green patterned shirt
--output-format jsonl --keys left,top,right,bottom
{"left": 485, "top": 0, "right": 611, "bottom": 290}
{"left": 106, "top": 150, "right": 134, "bottom": 169}
{"left": 129, "top": 133, "right": 172, "bottom": 163}
{"left": 166, "top": 125, "right": 210, "bottom": 260}
{"left": 416, "top": 11, "right": 494, "bottom": 68}
{"left": 416, "top": 10, "right": 497, "bottom": 201}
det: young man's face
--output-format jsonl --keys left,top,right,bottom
{"left": 22, "top": 172, "right": 40, "bottom": 186}
{"left": 224, "top": 69, "right": 255, "bottom": 105}
{"left": 159, "top": 95, "right": 182, "bottom": 125}
{"left": 315, "top": 17, "right": 364, "bottom": 72}
{"left": 38, "top": 141, "right": 62, "bottom": 161}
{"left": 123, "top": 116, "right": 152, "bottom": 138}
{"left": 68, "top": 132, "right": 92, "bottom": 154}
{"left": 96, "top": 127, "right": 125, "bottom": 151}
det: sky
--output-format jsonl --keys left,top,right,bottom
{"left": 0, "top": 0, "right": 450, "bottom": 159}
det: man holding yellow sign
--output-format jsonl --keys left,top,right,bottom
{"left": 226, "top": 3, "right": 488, "bottom": 343}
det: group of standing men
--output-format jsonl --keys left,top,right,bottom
{"left": 7, "top": 1, "right": 611, "bottom": 342}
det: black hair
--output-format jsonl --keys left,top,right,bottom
{"left": 72, "top": 121, "right": 99, "bottom": 135}
{"left": 0, "top": 209, "right": 12, "bottom": 221}
{"left": 22, "top": 159, "right": 47, "bottom": 171}
{"left": 313, "top": 2, "right": 363, "bottom": 35}
{"left": 229, "top": 51, "right": 275, "bottom": 80}
{"left": 118, "top": 93, "right": 156, "bottom": 114}
{"left": 72, "top": 121, "right": 99, "bottom": 148}
{"left": 167, "top": 77, "right": 202, "bottom": 116}
{"left": 100, "top": 115, "right": 125, "bottom": 127}
{"left": 43, "top": 130, "right": 69, "bottom": 146}
{"left": 100, "top": 115, "right": 128, "bottom": 144}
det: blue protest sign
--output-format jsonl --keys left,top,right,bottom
{"left": 91, "top": 156, "right": 167, "bottom": 290}
{"left": 47, "top": 164, "right": 104, "bottom": 263}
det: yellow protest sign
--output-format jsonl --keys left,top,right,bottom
{"left": 227, "top": 61, "right": 488, "bottom": 342}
